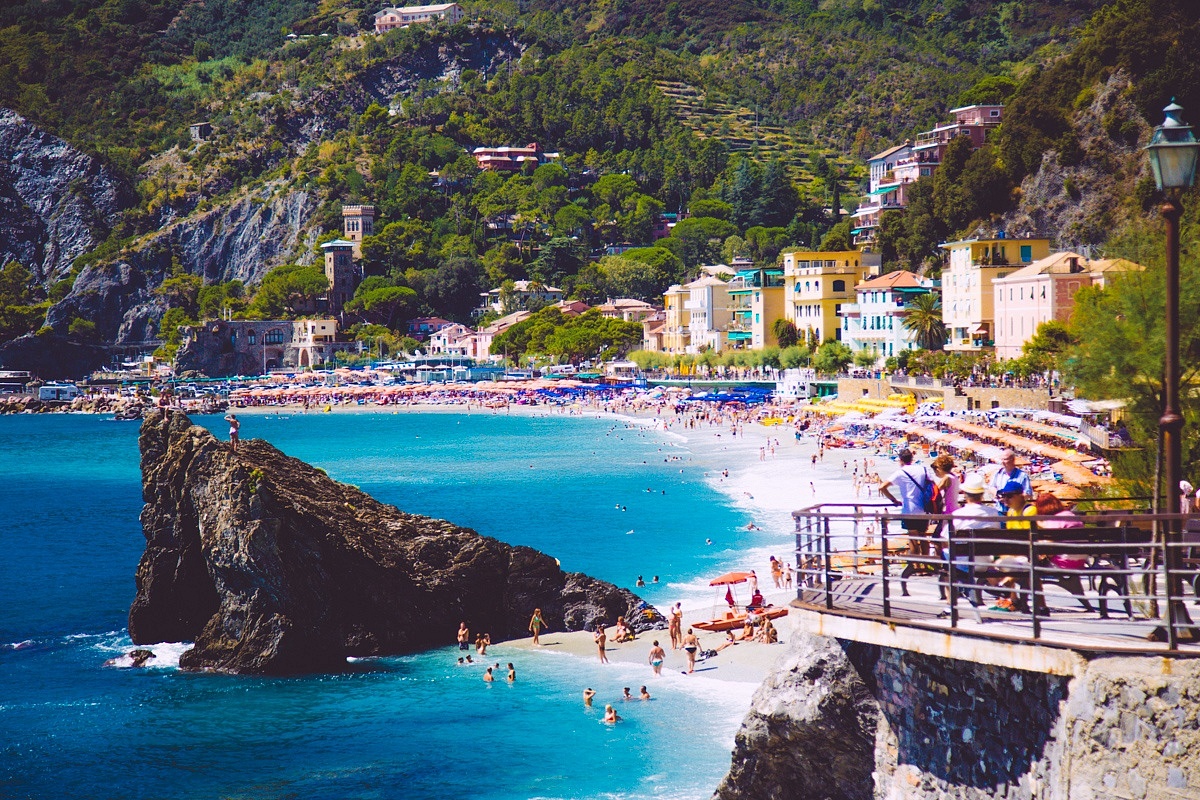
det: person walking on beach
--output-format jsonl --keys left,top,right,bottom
{"left": 528, "top": 608, "right": 545, "bottom": 645}
{"left": 648, "top": 640, "right": 665, "bottom": 676}
{"left": 594, "top": 624, "right": 609, "bottom": 664}
{"left": 682, "top": 628, "right": 699, "bottom": 673}
{"left": 457, "top": 621, "right": 470, "bottom": 651}
{"left": 668, "top": 602, "right": 683, "bottom": 650}
{"left": 224, "top": 413, "right": 240, "bottom": 450}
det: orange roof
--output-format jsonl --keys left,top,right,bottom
{"left": 857, "top": 270, "right": 925, "bottom": 290}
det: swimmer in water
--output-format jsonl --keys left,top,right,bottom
{"left": 583, "top": 688, "right": 596, "bottom": 706}
{"left": 603, "top": 704, "right": 621, "bottom": 723}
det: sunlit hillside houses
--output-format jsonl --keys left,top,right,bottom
{"left": 374, "top": 3, "right": 463, "bottom": 33}
{"left": 852, "top": 105, "right": 1004, "bottom": 249}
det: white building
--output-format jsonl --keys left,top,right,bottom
{"left": 374, "top": 3, "right": 463, "bottom": 33}
{"left": 840, "top": 270, "right": 937, "bottom": 363}
{"left": 479, "top": 281, "right": 565, "bottom": 315}
{"left": 683, "top": 275, "right": 732, "bottom": 353}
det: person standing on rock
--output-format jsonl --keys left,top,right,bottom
{"left": 224, "top": 413, "right": 240, "bottom": 451}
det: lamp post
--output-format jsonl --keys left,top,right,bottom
{"left": 1145, "top": 99, "right": 1200, "bottom": 646}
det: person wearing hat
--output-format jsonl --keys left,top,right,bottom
{"left": 989, "top": 450, "right": 1030, "bottom": 513}
{"left": 1180, "top": 481, "right": 1195, "bottom": 515}
{"left": 998, "top": 480, "right": 1036, "bottom": 529}
{"left": 938, "top": 473, "right": 997, "bottom": 619}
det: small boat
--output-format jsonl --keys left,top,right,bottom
{"left": 692, "top": 571, "right": 788, "bottom": 632}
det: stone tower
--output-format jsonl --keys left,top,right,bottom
{"left": 341, "top": 205, "right": 376, "bottom": 258}
{"left": 321, "top": 239, "right": 358, "bottom": 313}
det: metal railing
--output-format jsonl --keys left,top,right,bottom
{"left": 792, "top": 503, "right": 1200, "bottom": 652}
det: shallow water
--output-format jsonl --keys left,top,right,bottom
{"left": 0, "top": 411, "right": 782, "bottom": 799}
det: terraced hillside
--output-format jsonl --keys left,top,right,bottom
{"left": 654, "top": 80, "right": 862, "bottom": 193}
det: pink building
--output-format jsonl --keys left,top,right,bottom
{"left": 992, "top": 252, "right": 1140, "bottom": 360}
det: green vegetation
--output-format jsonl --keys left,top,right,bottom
{"left": 490, "top": 307, "right": 641, "bottom": 364}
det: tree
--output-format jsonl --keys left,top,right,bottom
{"left": 248, "top": 265, "right": 329, "bottom": 318}
{"left": 812, "top": 340, "right": 853, "bottom": 375}
{"left": 345, "top": 285, "right": 417, "bottom": 329}
{"left": 1022, "top": 320, "right": 1077, "bottom": 372}
{"left": 662, "top": 216, "right": 738, "bottom": 268}
{"left": 772, "top": 318, "right": 800, "bottom": 348}
{"left": 853, "top": 349, "right": 878, "bottom": 368}
{"left": 902, "top": 291, "right": 947, "bottom": 350}
{"left": 426, "top": 257, "right": 485, "bottom": 320}
{"left": 597, "top": 256, "right": 660, "bottom": 303}
{"left": 818, "top": 220, "right": 852, "bottom": 252}
{"left": 155, "top": 273, "right": 203, "bottom": 318}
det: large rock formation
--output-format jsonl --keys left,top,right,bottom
{"left": 131, "top": 410, "right": 657, "bottom": 674}
{"left": 714, "top": 634, "right": 879, "bottom": 800}
{"left": 715, "top": 630, "right": 1200, "bottom": 799}
{"left": 0, "top": 109, "right": 132, "bottom": 284}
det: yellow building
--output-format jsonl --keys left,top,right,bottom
{"left": 727, "top": 266, "right": 786, "bottom": 349}
{"left": 783, "top": 250, "right": 881, "bottom": 345}
{"left": 940, "top": 236, "right": 1051, "bottom": 351}
{"left": 660, "top": 283, "right": 691, "bottom": 353}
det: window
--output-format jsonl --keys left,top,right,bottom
{"left": 833, "top": 280, "right": 845, "bottom": 292}
{"left": 248, "top": 332, "right": 257, "bottom": 345}
{"left": 1020, "top": 245, "right": 1032, "bottom": 262}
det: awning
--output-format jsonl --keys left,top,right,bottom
{"left": 968, "top": 324, "right": 987, "bottom": 334}
{"left": 869, "top": 186, "right": 897, "bottom": 196}
{"left": 726, "top": 331, "right": 753, "bottom": 340}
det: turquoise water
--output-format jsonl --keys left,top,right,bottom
{"left": 0, "top": 411, "right": 774, "bottom": 799}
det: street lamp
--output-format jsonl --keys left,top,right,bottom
{"left": 1145, "top": 98, "right": 1200, "bottom": 646}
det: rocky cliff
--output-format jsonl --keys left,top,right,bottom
{"left": 715, "top": 631, "right": 1200, "bottom": 799}
{"left": 0, "top": 109, "right": 132, "bottom": 284}
{"left": 131, "top": 410, "right": 657, "bottom": 674}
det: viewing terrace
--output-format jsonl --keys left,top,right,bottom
{"left": 790, "top": 503, "right": 1200, "bottom": 669}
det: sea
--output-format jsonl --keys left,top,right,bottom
{"left": 0, "top": 410, "right": 801, "bottom": 800}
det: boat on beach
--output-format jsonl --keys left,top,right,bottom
{"left": 692, "top": 571, "right": 789, "bottom": 632}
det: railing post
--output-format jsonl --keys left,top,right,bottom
{"left": 946, "top": 518, "right": 957, "bottom": 628}
{"left": 823, "top": 515, "right": 834, "bottom": 610}
{"left": 1029, "top": 530, "right": 1040, "bottom": 640}
{"left": 1165, "top": 529, "right": 1178, "bottom": 650}
{"left": 881, "top": 517, "right": 890, "bottom": 617}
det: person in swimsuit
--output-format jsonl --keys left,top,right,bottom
{"left": 594, "top": 624, "right": 609, "bottom": 664}
{"left": 648, "top": 640, "right": 665, "bottom": 676}
{"left": 603, "top": 704, "right": 621, "bottom": 723}
{"left": 224, "top": 413, "right": 240, "bottom": 451}
{"left": 583, "top": 688, "right": 596, "bottom": 706}
{"left": 639, "top": 686, "right": 651, "bottom": 700}
{"left": 622, "top": 687, "right": 633, "bottom": 701}
{"left": 457, "top": 622, "right": 470, "bottom": 651}
{"left": 528, "top": 608, "right": 545, "bottom": 645}
{"left": 668, "top": 603, "right": 683, "bottom": 650}
{"left": 682, "top": 628, "right": 699, "bottom": 673}
{"left": 483, "top": 666, "right": 494, "bottom": 682}
{"left": 506, "top": 663, "right": 515, "bottom": 682}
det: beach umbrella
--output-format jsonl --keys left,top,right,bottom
{"left": 708, "top": 571, "right": 753, "bottom": 586}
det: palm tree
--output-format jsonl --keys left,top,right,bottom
{"left": 903, "top": 291, "right": 947, "bottom": 350}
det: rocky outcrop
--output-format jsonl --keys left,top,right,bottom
{"left": 0, "top": 109, "right": 132, "bottom": 284}
{"left": 45, "top": 186, "right": 319, "bottom": 346}
{"left": 1002, "top": 72, "right": 1150, "bottom": 248}
{"left": 715, "top": 631, "right": 1200, "bottom": 799}
{"left": 714, "top": 634, "right": 879, "bottom": 800}
{"left": 130, "top": 410, "right": 659, "bottom": 674}
{"left": 0, "top": 332, "right": 109, "bottom": 381}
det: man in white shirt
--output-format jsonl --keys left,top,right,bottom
{"left": 879, "top": 448, "right": 934, "bottom": 597}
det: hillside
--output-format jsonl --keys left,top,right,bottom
{"left": 0, "top": 0, "right": 1198, "bottom": 376}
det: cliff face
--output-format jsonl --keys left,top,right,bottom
{"left": 45, "top": 186, "right": 319, "bottom": 345}
{"left": 0, "top": 109, "right": 131, "bottom": 284}
{"left": 714, "top": 634, "right": 879, "bottom": 800}
{"left": 131, "top": 410, "right": 657, "bottom": 674}
{"left": 715, "top": 631, "right": 1200, "bottom": 799}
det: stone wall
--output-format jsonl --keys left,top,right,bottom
{"left": 716, "top": 634, "right": 1200, "bottom": 799}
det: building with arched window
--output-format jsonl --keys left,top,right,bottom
{"left": 840, "top": 270, "right": 937, "bottom": 364}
